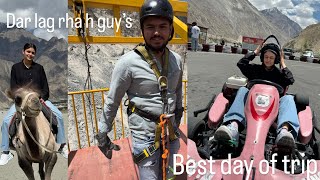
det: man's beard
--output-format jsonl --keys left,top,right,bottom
{"left": 146, "top": 42, "right": 168, "bottom": 52}
{"left": 145, "top": 35, "right": 169, "bottom": 53}
{"left": 146, "top": 42, "right": 168, "bottom": 53}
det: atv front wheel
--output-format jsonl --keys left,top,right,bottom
{"left": 188, "top": 117, "right": 206, "bottom": 146}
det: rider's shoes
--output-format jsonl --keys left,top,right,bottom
{"left": 275, "top": 128, "right": 295, "bottom": 148}
{"left": 0, "top": 152, "right": 14, "bottom": 165}
{"left": 214, "top": 123, "right": 239, "bottom": 146}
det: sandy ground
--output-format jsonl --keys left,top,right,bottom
{"left": 0, "top": 109, "right": 68, "bottom": 180}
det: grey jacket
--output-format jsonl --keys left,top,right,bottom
{"left": 99, "top": 49, "right": 183, "bottom": 143}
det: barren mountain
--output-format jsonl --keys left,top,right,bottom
{"left": 188, "top": 0, "right": 290, "bottom": 44}
{"left": 0, "top": 23, "right": 68, "bottom": 109}
{"left": 284, "top": 23, "right": 320, "bottom": 55}
{"left": 261, "top": 7, "right": 302, "bottom": 38}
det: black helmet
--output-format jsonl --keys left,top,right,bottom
{"left": 260, "top": 43, "right": 281, "bottom": 64}
{"left": 140, "top": 0, "right": 174, "bottom": 41}
{"left": 260, "top": 35, "right": 281, "bottom": 64}
{"left": 140, "top": 0, "right": 174, "bottom": 26}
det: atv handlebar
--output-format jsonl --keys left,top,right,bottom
{"left": 247, "top": 79, "right": 284, "bottom": 95}
{"left": 193, "top": 94, "right": 216, "bottom": 117}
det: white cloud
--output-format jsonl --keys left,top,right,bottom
{"left": 295, "top": 3, "right": 314, "bottom": 17}
{"left": 0, "top": 0, "right": 37, "bottom": 12}
{"left": 249, "top": 0, "right": 319, "bottom": 28}
{"left": 33, "top": 28, "right": 67, "bottom": 41}
{"left": 281, "top": 2, "right": 318, "bottom": 28}
{"left": 0, "top": 8, "right": 34, "bottom": 24}
{"left": 13, "top": 8, "right": 34, "bottom": 19}
{"left": 0, "top": 0, "right": 67, "bottom": 40}
{"left": 0, "top": 10, "right": 6, "bottom": 22}
{"left": 289, "top": 15, "right": 318, "bottom": 28}
{"left": 249, "top": 0, "right": 294, "bottom": 10}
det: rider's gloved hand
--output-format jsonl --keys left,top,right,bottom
{"left": 95, "top": 132, "right": 120, "bottom": 159}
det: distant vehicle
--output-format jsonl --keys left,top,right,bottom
{"left": 283, "top": 48, "right": 295, "bottom": 60}
{"left": 300, "top": 50, "right": 314, "bottom": 62}
{"left": 303, "top": 50, "right": 314, "bottom": 58}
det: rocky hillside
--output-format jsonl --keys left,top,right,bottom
{"left": 284, "top": 23, "right": 320, "bottom": 55}
{"left": 0, "top": 23, "right": 68, "bottom": 109}
{"left": 188, "top": 0, "right": 293, "bottom": 44}
{"left": 261, "top": 7, "right": 302, "bottom": 38}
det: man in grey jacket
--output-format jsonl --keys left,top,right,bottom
{"left": 96, "top": 0, "right": 184, "bottom": 179}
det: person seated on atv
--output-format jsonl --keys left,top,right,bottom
{"left": 213, "top": 42, "right": 299, "bottom": 149}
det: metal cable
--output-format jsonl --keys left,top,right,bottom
{"left": 78, "top": 6, "right": 96, "bottom": 146}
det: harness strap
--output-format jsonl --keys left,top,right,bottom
{"left": 132, "top": 45, "right": 177, "bottom": 174}
{"left": 133, "top": 142, "right": 160, "bottom": 164}
{"left": 135, "top": 45, "right": 169, "bottom": 88}
{"left": 130, "top": 103, "right": 178, "bottom": 164}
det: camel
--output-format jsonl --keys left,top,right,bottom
{"left": 7, "top": 86, "right": 57, "bottom": 180}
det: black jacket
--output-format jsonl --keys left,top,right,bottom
{"left": 237, "top": 52, "right": 295, "bottom": 89}
{"left": 10, "top": 61, "right": 49, "bottom": 101}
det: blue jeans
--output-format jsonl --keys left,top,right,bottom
{"left": 191, "top": 38, "right": 198, "bottom": 51}
{"left": 223, "top": 87, "right": 300, "bottom": 138}
{"left": 1, "top": 100, "right": 66, "bottom": 151}
{"left": 134, "top": 138, "right": 180, "bottom": 180}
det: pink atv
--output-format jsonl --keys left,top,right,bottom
{"left": 187, "top": 76, "right": 320, "bottom": 179}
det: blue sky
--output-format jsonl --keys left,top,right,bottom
{"left": 248, "top": 0, "right": 320, "bottom": 29}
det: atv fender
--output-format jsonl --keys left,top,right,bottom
{"left": 298, "top": 106, "right": 313, "bottom": 144}
{"left": 208, "top": 93, "right": 229, "bottom": 128}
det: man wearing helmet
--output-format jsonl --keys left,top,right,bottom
{"left": 212, "top": 41, "right": 299, "bottom": 149}
{"left": 96, "top": 0, "right": 183, "bottom": 179}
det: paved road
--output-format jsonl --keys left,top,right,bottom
{"left": 0, "top": 110, "right": 68, "bottom": 180}
{"left": 187, "top": 51, "right": 320, "bottom": 122}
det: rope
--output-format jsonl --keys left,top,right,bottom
{"left": 16, "top": 92, "right": 36, "bottom": 113}
{"left": 160, "top": 114, "right": 170, "bottom": 180}
{"left": 77, "top": 3, "right": 96, "bottom": 140}
{"left": 82, "top": 39, "right": 96, "bottom": 138}
{"left": 21, "top": 112, "right": 60, "bottom": 154}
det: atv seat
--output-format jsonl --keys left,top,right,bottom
{"left": 208, "top": 93, "right": 229, "bottom": 127}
